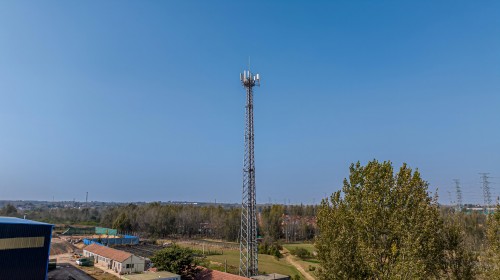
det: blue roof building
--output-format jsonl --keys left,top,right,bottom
{"left": 0, "top": 217, "right": 53, "bottom": 280}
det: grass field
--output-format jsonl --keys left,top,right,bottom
{"left": 282, "top": 243, "right": 316, "bottom": 254}
{"left": 283, "top": 243, "right": 320, "bottom": 279}
{"left": 295, "top": 259, "right": 320, "bottom": 279}
{"left": 178, "top": 242, "right": 302, "bottom": 277}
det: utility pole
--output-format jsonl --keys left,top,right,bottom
{"left": 86, "top": 192, "right": 88, "bottom": 206}
{"left": 239, "top": 67, "right": 260, "bottom": 277}
{"left": 480, "top": 173, "right": 492, "bottom": 214}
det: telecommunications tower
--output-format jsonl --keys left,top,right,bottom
{"left": 239, "top": 68, "right": 260, "bottom": 277}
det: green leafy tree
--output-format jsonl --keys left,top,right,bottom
{"left": 290, "top": 247, "right": 310, "bottom": 259}
{"left": 112, "top": 212, "right": 132, "bottom": 232}
{"left": 480, "top": 204, "right": 500, "bottom": 278}
{"left": 441, "top": 212, "right": 477, "bottom": 280}
{"left": 1, "top": 204, "right": 18, "bottom": 216}
{"left": 261, "top": 205, "right": 284, "bottom": 241}
{"left": 258, "top": 237, "right": 283, "bottom": 258}
{"left": 316, "top": 160, "right": 468, "bottom": 279}
{"left": 151, "top": 245, "right": 202, "bottom": 279}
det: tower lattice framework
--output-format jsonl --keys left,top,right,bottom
{"left": 239, "top": 69, "right": 260, "bottom": 277}
{"left": 480, "top": 173, "right": 492, "bottom": 213}
{"left": 453, "top": 179, "right": 463, "bottom": 211}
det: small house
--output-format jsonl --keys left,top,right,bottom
{"left": 83, "top": 243, "right": 145, "bottom": 274}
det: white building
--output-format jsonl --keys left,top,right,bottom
{"left": 83, "top": 243, "right": 145, "bottom": 274}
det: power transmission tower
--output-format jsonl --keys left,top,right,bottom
{"left": 480, "top": 173, "right": 492, "bottom": 214}
{"left": 239, "top": 68, "right": 260, "bottom": 277}
{"left": 453, "top": 179, "right": 463, "bottom": 211}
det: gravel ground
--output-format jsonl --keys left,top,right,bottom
{"left": 48, "top": 263, "right": 94, "bottom": 280}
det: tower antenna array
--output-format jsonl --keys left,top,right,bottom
{"left": 480, "top": 173, "right": 492, "bottom": 213}
{"left": 239, "top": 68, "right": 260, "bottom": 277}
{"left": 453, "top": 179, "right": 463, "bottom": 211}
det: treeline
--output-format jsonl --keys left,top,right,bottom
{"left": 2, "top": 202, "right": 318, "bottom": 242}
{"left": 23, "top": 207, "right": 102, "bottom": 226}
{"left": 2, "top": 200, "right": 489, "bottom": 255}
{"left": 260, "top": 204, "right": 318, "bottom": 242}
{"left": 0, "top": 201, "right": 490, "bottom": 248}
{"left": 103, "top": 203, "right": 241, "bottom": 241}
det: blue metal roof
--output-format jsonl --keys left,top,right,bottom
{"left": 0, "top": 216, "right": 53, "bottom": 226}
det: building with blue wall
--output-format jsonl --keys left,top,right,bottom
{"left": 0, "top": 217, "right": 53, "bottom": 280}
{"left": 83, "top": 234, "right": 139, "bottom": 246}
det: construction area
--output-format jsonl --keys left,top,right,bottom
{"left": 49, "top": 225, "right": 173, "bottom": 280}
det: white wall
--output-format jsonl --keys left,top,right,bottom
{"left": 83, "top": 249, "right": 145, "bottom": 274}
{"left": 115, "top": 255, "right": 145, "bottom": 274}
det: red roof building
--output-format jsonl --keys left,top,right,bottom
{"left": 83, "top": 243, "right": 146, "bottom": 274}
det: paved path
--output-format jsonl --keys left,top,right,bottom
{"left": 281, "top": 249, "right": 316, "bottom": 280}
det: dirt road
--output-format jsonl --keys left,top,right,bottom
{"left": 282, "top": 249, "right": 316, "bottom": 280}
{"left": 51, "top": 236, "right": 79, "bottom": 255}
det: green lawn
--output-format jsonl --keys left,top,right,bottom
{"left": 209, "top": 249, "right": 301, "bottom": 276}
{"left": 178, "top": 243, "right": 301, "bottom": 277}
{"left": 282, "top": 243, "right": 316, "bottom": 254}
{"left": 283, "top": 243, "right": 320, "bottom": 279}
{"left": 295, "top": 259, "right": 320, "bottom": 279}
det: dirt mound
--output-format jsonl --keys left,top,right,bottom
{"left": 50, "top": 237, "right": 77, "bottom": 255}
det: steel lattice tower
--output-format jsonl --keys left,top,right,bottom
{"left": 239, "top": 69, "right": 260, "bottom": 277}
{"left": 453, "top": 179, "right": 463, "bottom": 211}
{"left": 480, "top": 173, "right": 492, "bottom": 213}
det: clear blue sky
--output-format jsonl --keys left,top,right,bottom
{"left": 0, "top": 1, "right": 499, "bottom": 204}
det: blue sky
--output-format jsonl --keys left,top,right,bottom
{"left": 0, "top": 1, "right": 499, "bottom": 204}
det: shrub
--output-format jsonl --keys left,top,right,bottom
{"left": 258, "top": 242, "right": 282, "bottom": 258}
{"left": 290, "top": 247, "right": 310, "bottom": 259}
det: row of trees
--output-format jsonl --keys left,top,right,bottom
{"left": 3, "top": 200, "right": 317, "bottom": 242}
{"left": 260, "top": 204, "right": 317, "bottom": 242}
{"left": 105, "top": 203, "right": 242, "bottom": 240}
